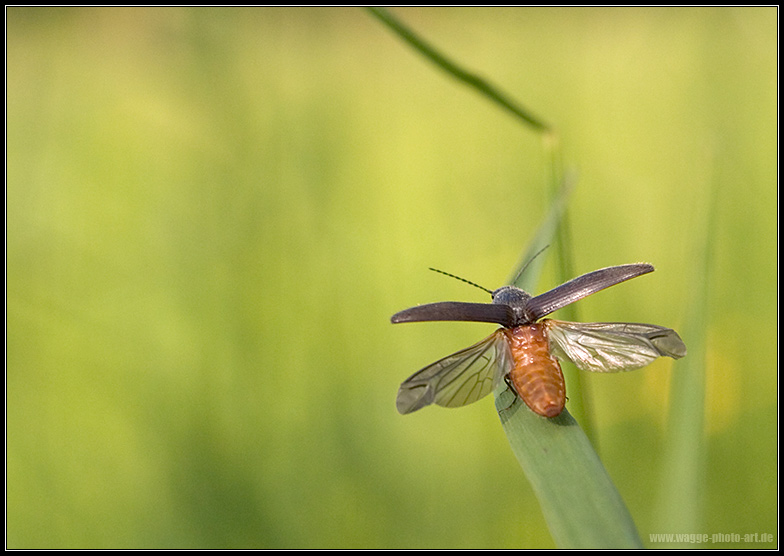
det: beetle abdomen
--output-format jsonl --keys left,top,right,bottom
{"left": 503, "top": 324, "right": 565, "bottom": 417}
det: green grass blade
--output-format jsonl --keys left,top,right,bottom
{"left": 509, "top": 171, "right": 595, "bottom": 436}
{"left": 365, "top": 7, "right": 550, "bottom": 132}
{"left": 367, "top": 8, "right": 637, "bottom": 546}
{"left": 651, "top": 165, "right": 716, "bottom": 545}
{"left": 495, "top": 390, "right": 643, "bottom": 548}
{"left": 546, "top": 180, "right": 594, "bottom": 438}
{"left": 507, "top": 175, "right": 573, "bottom": 292}
{"left": 497, "top": 178, "right": 641, "bottom": 548}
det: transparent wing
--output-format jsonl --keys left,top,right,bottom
{"left": 545, "top": 319, "right": 687, "bottom": 373}
{"left": 396, "top": 330, "right": 512, "bottom": 414}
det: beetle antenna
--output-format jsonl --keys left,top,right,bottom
{"left": 512, "top": 244, "right": 550, "bottom": 284}
{"left": 428, "top": 268, "right": 494, "bottom": 295}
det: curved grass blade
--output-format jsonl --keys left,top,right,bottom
{"left": 506, "top": 174, "right": 595, "bottom": 433}
{"left": 365, "top": 7, "right": 550, "bottom": 132}
{"left": 497, "top": 180, "right": 642, "bottom": 548}
{"left": 368, "top": 9, "right": 639, "bottom": 547}
{"left": 508, "top": 175, "right": 573, "bottom": 292}
{"left": 651, "top": 162, "right": 716, "bottom": 546}
{"left": 495, "top": 389, "right": 643, "bottom": 548}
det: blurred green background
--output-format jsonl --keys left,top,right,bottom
{"left": 7, "top": 7, "right": 777, "bottom": 549}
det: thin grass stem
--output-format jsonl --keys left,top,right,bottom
{"left": 366, "top": 7, "right": 550, "bottom": 132}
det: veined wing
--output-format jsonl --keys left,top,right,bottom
{"left": 544, "top": 319, "right": 687, "bottom": 373}
{"left": 396, "top": 330, "right": 512, "bottom": 414}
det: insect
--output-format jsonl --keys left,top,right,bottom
{"left": 392, "top": 263, "right": 686, "bottom": 418}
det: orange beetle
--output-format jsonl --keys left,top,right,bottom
{"left": 392, "top": 263, "right": 686, "bottom": 417}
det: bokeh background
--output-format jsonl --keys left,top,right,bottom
{"left": 7, "top": 7, "right": 777, "bottom": 549}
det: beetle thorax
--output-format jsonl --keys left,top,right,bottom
{"left": 492, "top": 285, "right": 535, "bottom": 326}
